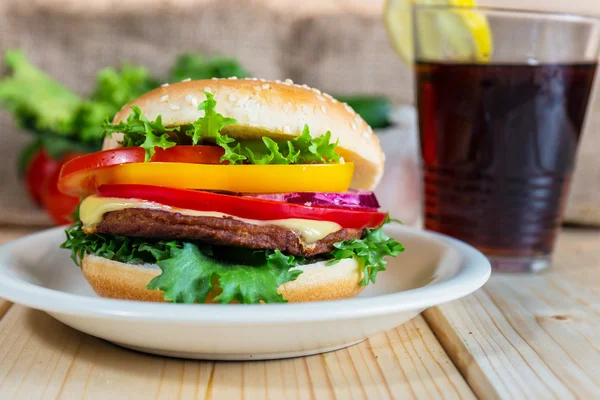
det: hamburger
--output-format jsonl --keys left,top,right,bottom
{"left": 58, "top": 78, "right": 404, "bottom": 304}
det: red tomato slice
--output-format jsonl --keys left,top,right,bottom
{"left": 97, "top": 184, "right": 387, "bottom": 230}
{"left": 60, "top": 146, "right": 224, "bottom": 177}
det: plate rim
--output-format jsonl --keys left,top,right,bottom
{"left": 0, "top": 225, "right": 490, "bottom": 323}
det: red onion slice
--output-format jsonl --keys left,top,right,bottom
{"left": 244, "top": 191, "right": 380, "bottom": 210}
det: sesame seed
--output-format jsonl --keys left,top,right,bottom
{"left": 311, "top": 88, "right": 321, "bottom": 94}
{"left": 169, "top": 104, "right": 181, "bottom": 111}
{"left": 301, "top": 84, "right": 310, "bottom": 90}
{"left": 251, "top": 77, "right": 258, "bottom": 81}
{"left": 283, "top": 125, "right": 291, "bottom": 133}
{"left": 229, "top": 93, "right": 237, "bottom": 102}
{"left": 160, "top": 83, "right": 169, "bottom": 87}
{"left": 284, "top": 78, "right": 293, "bottom": 85}
{"left": 293, "top": 84, "right": 302, "bottom": 88}
{"left": 185, "top": 94, "right": 198, "bottom": 107}
{"left": 382, "top": 153, "right": 386, "bottom": 161}
{"left": 259, "top": 78, "right": 266, "bottom": 82}
{"left": 323, "top": 93, "right": 333, "bottom": 99}
{"left": 340, "top": 157, "right": 345, "bottom": 164}
{"left": 355, "top": 116, "right": 362, "bottom": 123}
{"left": 302, "top": 105, "right": 310, "bottom": 114}
{"left": 160, "top": 95, "right": 169, "bottom": 103}
{"left": 204, "top": 87, "right": 212, "bottom": 93}
{"left": 362, "top": 131, "right": 370, "bottom": 138}
{"left": 304, "top": 202, "right": 312, "bottom": 207}
{"left": 228, "top": 76, "right": 238, "bottom": 80}
{"left": 320, "top": 105, "right": 327, "bottom": 114}
{"left": 344, "top": 103, "right": 353, "bottom": 113}
{"left": 351, "top": 123, "right": 357, "bottom": 130}
{"left": 181, "top": 78, "right": 191, "bottom": 82}
{"left": 317, "top": 95, "right": 326, "bottom": 102}
{"left": 262, "top": 83, "right": 271, "bottom": 89}
{"left": 211, "top": 77, "right": 219, "bottom": 80}
{"left": 274, "top": 79, "right": 282, "bottom": 84}
{"left": 331, "top": 98, "right": 338, "bottom": 104}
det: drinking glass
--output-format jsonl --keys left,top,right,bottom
{"left": 413, "top": 6, "right": 600, "bottom": 272}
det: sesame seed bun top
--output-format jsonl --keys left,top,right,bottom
{"left": 104, "top": 78, "right": 384, "bottom": 190}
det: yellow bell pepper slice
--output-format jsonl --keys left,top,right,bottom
{"left": 58, "top": 162, "right": 355, "bottom": 196}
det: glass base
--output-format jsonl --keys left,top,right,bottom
{"left": 488, "top": 255, "right": 551, "bottom": 273}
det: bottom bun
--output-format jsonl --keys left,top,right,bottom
{"left": 81, "top": 254, "right": 365, "bottom": 303}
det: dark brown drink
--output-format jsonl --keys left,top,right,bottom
{"left": 416, "top": 62, "right": 597, "bottom": 269}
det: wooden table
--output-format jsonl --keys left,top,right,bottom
{"left": 0, "top": 227, "right": 597, "bottom": 399}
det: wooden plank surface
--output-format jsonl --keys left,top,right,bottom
{"left": 424, "top": 228, "right": 600, "bottom": 399}
{"left": 0, "top": 306, "right": 475, "bottom": 400}
{"left": 0, "top": 227, "right": 475, "bottom": 400}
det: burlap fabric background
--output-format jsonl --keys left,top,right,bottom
{"left": 0, "top": 0, "right": 597, "bottom": 226}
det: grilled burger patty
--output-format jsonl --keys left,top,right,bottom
{"left": 85, "top": 208, "right": 364, "bottom": 257}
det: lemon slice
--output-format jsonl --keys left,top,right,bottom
{"left": 384, "top": 0, "right": 493, "bottom": 64}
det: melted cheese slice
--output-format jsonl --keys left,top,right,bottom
{"left": 79, "top": 195, "right": 342, "bottom": 244}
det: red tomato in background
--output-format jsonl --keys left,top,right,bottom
{"left": 24, "top": 149, "right": 62, "bottom": 206}
{"left": 25, "top": 149, "right": 81, "bottom": 225}
{"left": 40, "top": 167, "right": 80, "bottom": 225}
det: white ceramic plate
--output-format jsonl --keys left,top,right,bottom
{"left": 0, "top": 225, "right": 490, "bottom": 360}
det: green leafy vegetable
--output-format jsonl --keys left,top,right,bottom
{"left": 189, "top": 91, "right": 238, "bottom": 145}
{"left": 329, "top": 217, "right": 405, "bottom": 285}
{"left": 61, "top": 221, "right": 304, "bottom": 304}
{"left": 92, "top": 64, "right": 157, "bottom": 110}
{"left": 222, "top": 125, "right": 339, "bottom": 165}
{"left": 61, "top": 218, "right": 178, "bottom": 266}
{"left": 0, "top": 51, "right": 160, "bottom": 161}
{"left": 190, "top": 93, "right": 339, "bottom": 165}
{"left": 335, "top": 95, "right": 392, "bottom": 129}
{"left": 168, "top": 53, "right": 250, "bottom": 82}
{"left": 0, "top": 49, "right": 82, "bottom": 135}
{"left": 101, "top": 105, "right": 178, "bottom": 161}
{"left": 72, "top": 64, "right": 158, "bottom": 142}
{"left": 148, "top": 243, "right": 303, "bottom": 304}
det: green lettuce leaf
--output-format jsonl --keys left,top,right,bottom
{"left": 329, "top": 217, "right": 405, "bottom": 285}
{"left": 147, "top": 243, "right": 303, "bottom": 304}
{"left": 188, "top": 93, "right": 339, "bottom": 165}
{"left": 101, "top": 105, "right": 178, "bottom": 161}
{"left": 241, "top": 125, "right": 339, "bottom": 165}
{"left": 168, "top": 53, "right": 250, "bottom": 82}
{"left": 60, "top": 219, "right": 179, "bottom": 266}
{"left": 61, "top": 222, "right": 304, "bottom": 304}
{"left": 0, "top": 49, "right": 82, "bottom": 135}
{"left": 92, "top": 64, "right": 157, "bottom": 110}
{"left": 189, "top": 91, "right": 238, "bottom": 145}
{"left": 70, "top": 64, "right": 158, "bottom": 143}
{"left": 0, "top": 51, "right": 158, "bottom": 160}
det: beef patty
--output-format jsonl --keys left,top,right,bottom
{"left": 85, "top": 208, "right": 363, "bottom": 257}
